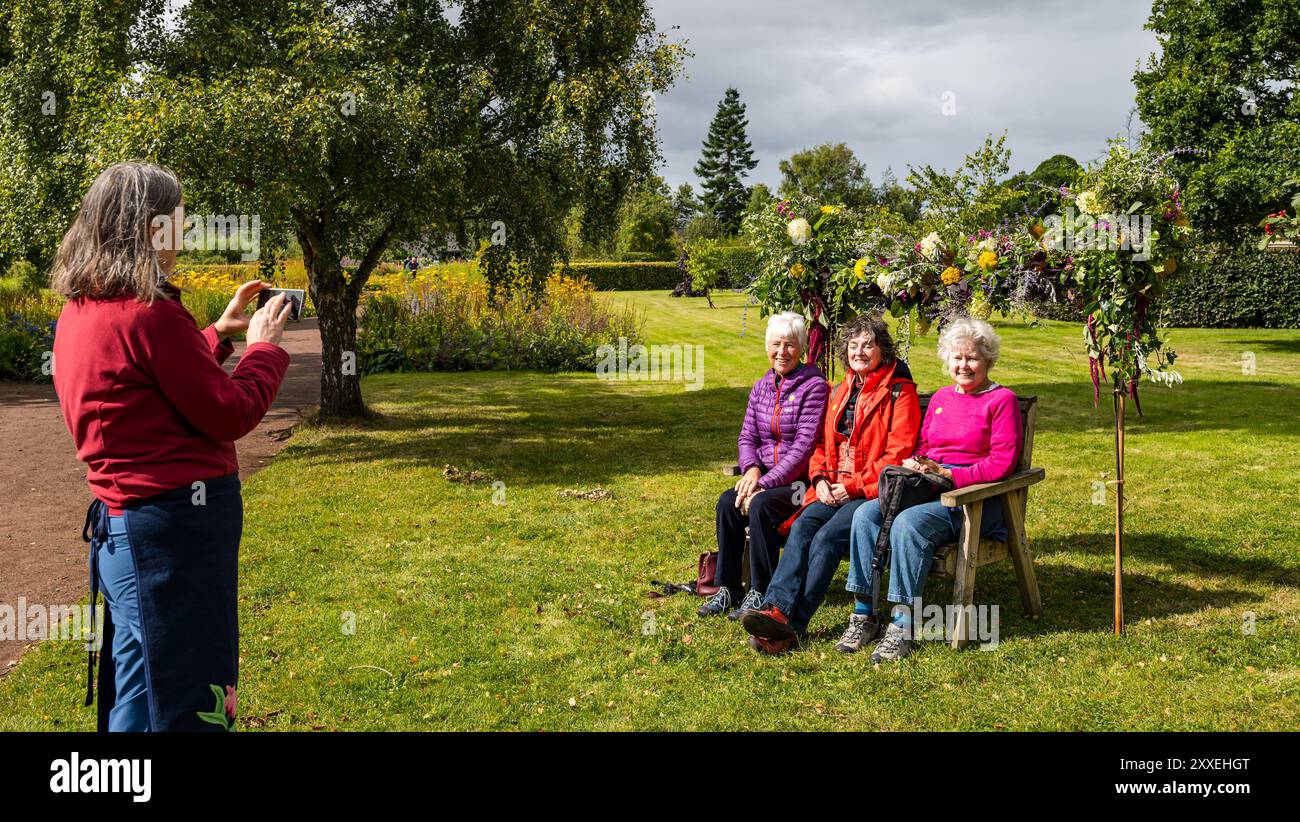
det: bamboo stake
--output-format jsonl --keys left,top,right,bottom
{"left": 1113, "top": 389, "right": 1126, "bottom": 636}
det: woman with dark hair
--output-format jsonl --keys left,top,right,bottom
{"left": 51, "top": 161, "right": 293, "bottom": 731}
{"left": 741, "top": 315, "right": 921, "bottom": 654}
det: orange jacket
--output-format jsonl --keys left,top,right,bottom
{"left": 778, "top": 358, "right": 921, "bottom": 535}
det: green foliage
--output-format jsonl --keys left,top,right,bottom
{"left": 778, "top": 142, "right": 872, "bottom": 209}
{"left": 684, "top": 239, "right": 758, "bottom": 292}
{"left": 694, "top": 87, "right": 758, "bottom": 233}
{"left": 6, "top": 259, "right": 42, "bottom": 293}
{"left": 1133, "top": 0, "right": 1300, "bottom": 241}
{"left": 355, "top": 278, "right": 644, "bottom": 374}
{"left": 2, "top": 0, "right": 686, "bottom": 417}
{"left": 0, "top": 289, "right": 59, "bottom": 381}
{"left": 615, "top": 179, "right": 676, "bottom": 260}
{"left": 560, "top": 261, "right": 680, "bottom": 291}
{"left": 1041, "top": 141, "right": 1198, "bottom": 397}
{"left": 1002, "top": 154, "right": 1082, "bottom": 221}
{"left": 0, "top": 0, "right": 143, "bottom": 271}
{"left": 1160, "top": 243, "right": 1300, "bottom": 328}
{"left": 682, "top": 214, "right": 726, "bottom": 242}
{"left": 907, "top": 133, "right": 1015, "bottom": 243}
{"left": 670, "top": 183, "right": 700, "bottom": 231}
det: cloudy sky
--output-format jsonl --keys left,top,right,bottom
{"left": 648, "top": 0, "right": 1161, "bottom": 191}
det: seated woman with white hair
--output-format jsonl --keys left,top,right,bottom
{"left": 838, "top": 316, "right": 1022, "bottom": 663}
{"left": 699, "top": 311, "right": 829, "bottom": 619}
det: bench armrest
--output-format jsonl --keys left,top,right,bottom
{"left": 940, "top": 468, "right": 1045, "bottom": 508}
{"left": 724, "top": 464, "right": 742, "bottom": 477}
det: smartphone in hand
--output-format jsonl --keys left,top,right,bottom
{"left": 256, "top": 288, "right": 305, "bottom": 322}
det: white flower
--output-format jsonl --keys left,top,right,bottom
{"left": 787, "top": 218, "right": 812, "bottom": 245}
{"left": 1075, "top": 190, "right": 1103, "bottom": 215}
{"left": 919, "top": 231, "right": 942, "bottom": 257}
{"left": 876, "top": 271, "right": 894, "bottom": 293}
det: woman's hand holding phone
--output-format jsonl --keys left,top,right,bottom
{"left": 214, "top": 280, "right": 269, "bottom": 340}
{"left": 246, "top": 293, "right": 293, "bottom": 347}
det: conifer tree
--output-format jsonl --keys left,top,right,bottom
{"left": 694, "top": 87, "right": 758, "bottom": 233}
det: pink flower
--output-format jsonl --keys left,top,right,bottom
{"left": 223, "top": 685, "right": 237, "bottom": 721}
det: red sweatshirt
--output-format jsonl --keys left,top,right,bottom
{"left": 53, "top": 284, "right": 290, "bottom": 509}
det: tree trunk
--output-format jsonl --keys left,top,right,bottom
{"left": 295, "top": 212, "right": 394, "bottom": 421}
{"left": 313, "top": 273, "right": 366, "bottom": 419}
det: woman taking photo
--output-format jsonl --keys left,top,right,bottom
{"left": 741, "top": 315, "right": 921, "bottom": 654}
{"left": 840, "top": 317, "right": 1022, "bottom": 663}
{"left": 700, "top": 311, "right": 828, "bottom": 619}
{"left": 51, "top": 161, "right": 293, "bottom": 731}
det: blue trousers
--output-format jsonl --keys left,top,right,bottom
{"left": 847, "top": 495, "right": 1006, "bottom": 607}
{"left": 763, "top": 499, "right": 866, "bottom": 634}
{"left": 96, "top": 514, "right": 151, "bottom": 732}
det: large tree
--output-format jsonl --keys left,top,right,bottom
{"left": 0, "top": 0, "right": 148, "bottom": 273}
{"left": 778, "top": 142, "right": 871, "bottom": 209}
{"left": 1133, "top": 0, "right": 1300, "bottom": 241}
{"left": 1, "top": 0, "right": 683, "bottom": 418}
{"left": 693, "top": 87, "right": 758, "bottom": 233}
{"left": 1000, "top": 154, "right": 1081, "bottom": 222}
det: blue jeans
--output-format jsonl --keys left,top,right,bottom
{"left": 847, "top": 494, "right": 1006, "bottom": 607}
{"left": 97, "top": 514, "right": 151, "bottom": 732}
{"left": 763, "top": 499, "right": 866, "bottom": 634}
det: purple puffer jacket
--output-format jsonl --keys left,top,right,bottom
{"left": 738, "top": 362, "right": 830, "bottom": 491}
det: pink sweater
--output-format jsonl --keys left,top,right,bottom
{"left": 917, "top": 384, "right": 1022, "bottom": 488}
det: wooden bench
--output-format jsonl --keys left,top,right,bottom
{"left": 726, "top": 391, "right": 1046, "bottom": 648}
{"left": 922, "top": 392, "right": 1045, "bottom": 648}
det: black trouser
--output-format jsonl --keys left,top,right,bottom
{"left": 714, "top": 484, "right": 800, "bottom": 598}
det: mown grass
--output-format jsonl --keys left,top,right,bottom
{"left": 2, "top": 291, "right": 1297, "bottom": 730}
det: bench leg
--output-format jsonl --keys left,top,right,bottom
{"left": 740, "top": 528, "right": 751, "bottom": 590}
{"left": 950, "top": 500, "right": 982, "bottom": 650}
{"left": 1002, "top": 489, "right": 1043, "bottom": 617}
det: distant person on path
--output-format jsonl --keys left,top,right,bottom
{"left": 699, "top": 312, "right": 829, "bottom": 619}
{"left": 51, "top": 161, "right": 292, "bottom": 731}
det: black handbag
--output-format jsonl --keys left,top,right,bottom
{"left": 870, "top": 465, "right": 954, "bottom": 614}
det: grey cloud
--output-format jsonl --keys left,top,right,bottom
{"left": 650, "top": 0, "right": 1159, "bottom": 189}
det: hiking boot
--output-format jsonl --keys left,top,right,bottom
{"left": 697, "top": 587, "right": 733, "bottom": 617}
{"left": 728, "top": 588, "right": 764, "bottom": 621}
{"left": 747, "top": 634, "right": 795, "bottom": 655}
{"left": 834, "top": 613, "right": 880, "bottom": 654}
{"left": 742, "top": 604, "right": 796, "bottom": 641}
{"left": 869, "top": 622, "right": 914, "bottom": 664}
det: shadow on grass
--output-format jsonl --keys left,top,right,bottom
{"left": 1234, "top": 337, "right": 1300, "bottom": 355}
{"left": 287, "top": 374, "right": 753, "bottom": 486}
{"left": 1003, "top": 380, "right": 1300, "bottom": 438}
{"left": 806, "top": 530, "right": 1280, "bottom": 644}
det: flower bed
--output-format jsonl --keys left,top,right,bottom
{"left": 356, "top": 269, "right": 643, "bottom": 373}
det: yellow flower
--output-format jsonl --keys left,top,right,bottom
{"left": 941, "top": 266, "right": 962, "bottom": 285}
{"left": 789, "top": 263, "right": 806, "bottom": 278}
{"left": 853, "top": 258, "right": 869, "bottom": 280}
{"left": 820, "top": 205, "right": 841, "bottom": 215}
{"left": 977, "top": 251, "right": 998, "bottom": 271}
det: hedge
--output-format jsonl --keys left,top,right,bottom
{"left": 1158, "top": 243, "right": 1300, "bottom": 328}
{"left": 559, "top": 261, "right": 681, "bottom": 291}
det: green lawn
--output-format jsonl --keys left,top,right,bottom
{"left": 3, "top": 291, "right": 1298, "bottom": 730}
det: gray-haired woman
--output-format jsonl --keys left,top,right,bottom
{"left": 700, "top": 311, "right": 829, "bottom": 618}
{"left": 840, "top": 317, "right": 1022, "bottom": 662}
{"left": 52, "top": 161, "right": 292, "bottom": 731}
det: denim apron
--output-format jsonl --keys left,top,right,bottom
{"left": 83, "top": 473, "right": 243, "bottom": 732}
